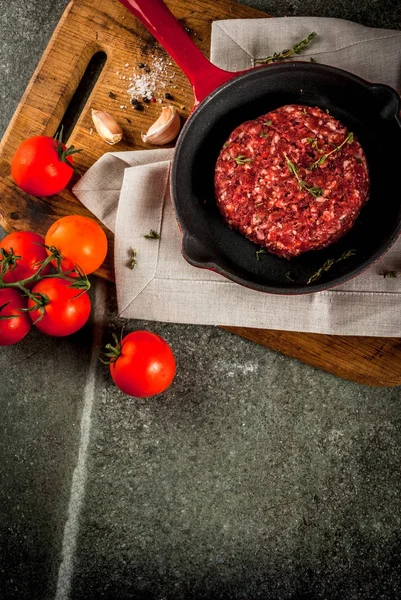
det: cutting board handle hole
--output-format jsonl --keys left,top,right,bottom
{"left": 59, "top": 51, "right": 107, "bottom": 140}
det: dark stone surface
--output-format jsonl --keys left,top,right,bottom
{"left": 0, "top": 4, "right": 86, "bottom": 599}
{"left": 69, "top": 291, "right": 401, "bottom": 600}
{"left": 0, "top": 0, "right": 69, "bottom": 139}
{"left": 238, "top": 0, "right": 401, "bottom": 29}
{"left": 1, "top": 1, "right": 401, "bottom": 600}
{"left": 0, "top": 325, "right": 93, "bottom": 600}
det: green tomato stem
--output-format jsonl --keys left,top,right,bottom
{"left": 0, "top": 250, "right": 90, "bottom": 294}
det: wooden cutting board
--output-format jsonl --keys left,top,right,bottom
{"left": 1, "top": 0, "right": 400, "bottom": 387}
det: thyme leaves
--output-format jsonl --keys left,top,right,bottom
{"left": 144, "top": 230, "right": 160, "bottom": 240}
{"left": 309, "top": 132, "right": 354, "bottom": 170}
{"left": 284, "top": 154, "right": 322, "bottom": 198}
{"left": 307, "top": 250, "right": 356, "bottom": 285}
{"left": 255, "top": 32, "right": 317, "bottom": 65}
{"left": 233, "top": 155, "right": 253, "bottom": 165}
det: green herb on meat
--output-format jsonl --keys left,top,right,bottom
{"left": 129, "top": 248, "right": 137, "bottom": 270}
{"left": 306, "top": 137, "right": 324, "bottom": 152}
{"left": 259, "top": 132, "right": 270, "bottom": 138}
{"left": 307, "top": 249, "right": 356, "bottom": 285}
{"left": 255, "top": 32, "right": 317, "bottom": 65}
{"left": 256, "top": 248, "right": 266, "bottom": 261}
{"left": 143, "top": 229, "right": 160, "bottom": 240}
{"left": 233, "top": 154, "right": 253, "bottom": 165}
{"left": 309, "top": 131, "right": 354, "bottom": 170}
{"left": 223, "top": 142, "right": 229, "bottom": 148}
{"left": 263, "top": 120, "right": 273, "bottom": 126}
{"left": 382, "top": 270, "right": 401, "bottom": 278}
{"left": 284, "top": 154, "right": 323, "bottom": 198}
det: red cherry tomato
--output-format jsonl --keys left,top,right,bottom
{"left": 0, "top": 231, "right": 51, "bottom": 286}
{"left": 11, "top": 132, "right": 80, "bottom": 197}
{"left": 109, "top": 331, "right": 176, "bottom": 398}
{"left": 45, "top": 215, "right": 108, "bottom": 275}
{"left": 0, "top": 288, "right": 31, "bottom": 346}
{"left": 28, "top": 278, "right": 91, "bottom": 336}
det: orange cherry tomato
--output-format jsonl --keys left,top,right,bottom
{"left": 45, "top": 215, "right": 108, "bottom": 275}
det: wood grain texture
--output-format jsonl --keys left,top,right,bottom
{"left": 223, "top": 327, "right": 401, "bottom": 386}
{"left": 0, "top": 0, "right": 264, "bottom": 279}
{"left": 0, "top": 0, "right": 400, "bottom": 386}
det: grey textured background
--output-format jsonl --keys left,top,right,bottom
{"left": 0, "top": 1, "right": 401, "bottom": 599}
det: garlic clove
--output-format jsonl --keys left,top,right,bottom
{"left": 141, "top": 105, "right": 180, "bottom": 145}
{"left": 91, "top": 109, "right": 123, "bottom": 145}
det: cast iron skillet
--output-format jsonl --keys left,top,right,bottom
{"left": 118, "top": 0, "right": 401, "bottom": 294}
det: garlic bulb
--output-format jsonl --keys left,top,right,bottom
{"left": 91, "top": 109, "right": 123, "bottom": 145}
{"left": 141, "top": 105, "right": 180, "bottom": 145}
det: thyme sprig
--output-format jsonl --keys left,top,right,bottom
{"left": 306, "top": 137, "right": 324, "bottom": 153}
{"left": 309, "top": 132, "right": 354, "bottom": 170}
{"left": 129, "top": 248, "right": 137, "bottom": 270}
{"left": 233, "top": 155, "right": 253, "bottom": 165}
{"left": 284, "top": 154, "right": 322, "bottom": 198}
{"left": 256, "top": 248, "right": 266, "bottom": 261}
{"left": 255, "top": 32, "right": 317, "bottom": 65}
{"left": 143, "top": 230, "right": 160, "bottom": 240}
{"left": 382, "top": 271, "right": 401, "bottom": 278}
{"left": 307, "top": 249, "right": 356, "bottom": 285}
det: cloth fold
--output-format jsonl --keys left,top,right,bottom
{"left": 73, "top": 17, "right": 401, "bottom": 336}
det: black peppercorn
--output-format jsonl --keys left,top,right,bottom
{"left": 131, "top": 98, "right": 144, "bottom": 111}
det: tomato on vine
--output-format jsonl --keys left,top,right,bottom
{"left": 0, "top": 288, "right": 31, "bottom": 346}
{"left": 27, "top": 278, "right": 91, "bottom": 337}
{"left": 45, "top": 215, "right": 108, "bottom": 275}
{"left": 0, "top": 231, "right": 51, "bottom": 286}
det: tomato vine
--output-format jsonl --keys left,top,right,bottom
{"left": 0, "top": 245, "right": 90, "bottom": 320}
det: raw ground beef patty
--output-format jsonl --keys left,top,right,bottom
{"left": 214, "top": 104, "right": 369, "bottom": 258}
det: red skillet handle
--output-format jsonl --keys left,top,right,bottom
{"left": 117, "top": 0, "right": 238, "bottom": 105}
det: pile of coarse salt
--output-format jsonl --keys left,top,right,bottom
{"left": 125, "top": 55, "right": 176, "bottom": 103}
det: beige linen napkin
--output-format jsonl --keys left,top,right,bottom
{"left": 74, "top": 17, "right": 401, "bottom": 336}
